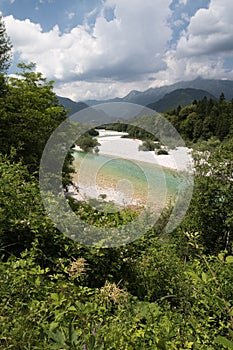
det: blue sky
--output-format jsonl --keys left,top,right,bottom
{"left": 1, "top": 0, "right": 233, "bottom": 101}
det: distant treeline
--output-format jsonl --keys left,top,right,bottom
{"left": 98, "top": 123, "right": 158, "bottom": 141}
{"left": 165, "top": 93, "right": 233, "bottom": 142}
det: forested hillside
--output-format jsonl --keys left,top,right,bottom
{"left": 147, "top": 88, "right": 216, "bottom": 113}
{"left": 165, "top": 94, "right": 233, "bottom": 142}
{"left": 0, "top": 15, "right": 233, "bottom": 349}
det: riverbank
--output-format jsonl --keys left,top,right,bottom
{"left": 69, "top": 130, "right": 192, "bottom": 209}
{"left": 73, "top": 129, "right": 193, "bottom": 172}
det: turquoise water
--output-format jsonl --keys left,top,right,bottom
{"left": 72, "top": 151, "right": 183, "bottom": 209}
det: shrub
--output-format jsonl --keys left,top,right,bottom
{"left": 76, "top": 135, "right": 100, "bottom": 153}
{"left": 157, "top": 149, "right": 169, "bottom": 155}
{"left": 139, "top": 140, "right": 156, "bottom": 151}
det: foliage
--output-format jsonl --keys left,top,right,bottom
{"left": 1, "top": 235, "right": 233, "bottom": 349}
{"left": 88, "top": 128, "right": 99, "bottom": 137}
{"left": 76, "top": 134, "right": 100, "bottom": 153}
{"left": 157, "top": 149, "right": 168, "bottom": 155}
{"left": 178, "top": 138, "right": 233, "bottom": 254}
{"left": 138, "top": 139, "right": 158, "bottom": 151}
{"left": 0, "top": 63, "right": 69, "bottom": 173}
{"left": 165, "top": 95, "right": 233, "bottom": 142}
{"left": 0, "top": 154, "right": 42, "bottom": 256}
{"left": 0, "top": 14, "right": 12, "bottom": 73}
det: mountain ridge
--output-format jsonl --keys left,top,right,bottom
{"left": 85, "top": 78, "right": 233, "bottom": 106}
{"left": 57, "top": 78, "right": 233, "bottom": 116}
{"left": 147, "top": 88, "right": 216, "bottom": 112}
{"left": 56, "top": 96, "right": 89, "bottom": 115}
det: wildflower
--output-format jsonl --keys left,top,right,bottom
{"left": 100, "top": 281, "right": 128, "bottom": 304}
{"left": 68, "top": 258, "right": 87, "bottom": 278}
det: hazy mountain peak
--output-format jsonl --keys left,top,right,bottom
{"left": 58, "top": 78, "right": 233, "bottom": 116}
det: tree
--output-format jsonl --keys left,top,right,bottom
{"left": 0, "top": 15, "right": 12, "bottom": 73}
{"left": 0, "top": 153, "right": 78, "bottom": 259}
{"left": 181, "top": 139, "right": 233, "bottom": 253}
{"left": 76, "top": 134, "right": 100, "bottom": 153}
{"left": 0, "top": 154, "right": 46, "bottom": 255}
{"left": 0, "top": 63, "right": 69, "bottom": 173}
{"left": 219, "top": 92, "right": 226, "bottom": 104}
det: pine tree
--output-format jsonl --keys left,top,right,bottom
{"left": 0, "top": 15, "right": 12, "bottom": 73}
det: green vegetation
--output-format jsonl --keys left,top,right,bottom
{"left": 0, "top": 14, "right": 12, "bottom": 73}
{"left": 165, "top": 95, "right": 233, "bottom": 143}
{"left": 138, "top": 139, "right": 158, "bottom": 151}
{"left": 157, "top": 149, "right": 169, "bottom": 155}
{"left": 0, "top": 19, "right": 233, "bottom": 349}
{"left": 75, "top": 130, "right": 100, "bottom": 153}
{"left": 148, "top": 88, "right": 216, "bottom": 113}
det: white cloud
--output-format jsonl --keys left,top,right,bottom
{"left": 176, "top": 0, "right": 233, "bottom": 57}
{"left": 154, "top": 0, "right": 233, "bottom": 85}
{"left": 55, "top": 79, "right": 153, "bottom": 101}
{"left": 156, "top": 49, "right": 233, "bottom": 83}
{"left": 4, "top": 0, "right": 233, "bottom": 100}
{"left": 4, "top": 0, "right": 173, "bottom": 100}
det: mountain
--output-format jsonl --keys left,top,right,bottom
{"left": 147, "top": 88, "right": 216, "bottom": 112}
{"left": 57, "top": 78, "right": 233, "bottom": 119}
{"left": 57, "top": 95, "right": 126, "bottom": 124}
{"left": 57, "top": 96, "right": 89, "bottom": 115}
{"left": 84, "top": 78, "right": 233, "bottom": 106}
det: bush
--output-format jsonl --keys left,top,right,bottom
{"left": 157, "top": 149, "right": 169, "bottom": 155}
{"left": 128, "top": 241, "right": 188, "bottom": 305}
{"left": 139, "top": 140, "right": 156, "bottom": 151}
{"left": 76, "top": 135, "right": 100, "bottom": 153}
{"left": 88, "top": 128, "right": 99, "bottom": 136}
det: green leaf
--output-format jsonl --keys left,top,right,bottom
{"left": 201, "top": 272, "right": 208, "bottom": 283}
{"left": 215, "top": 336, "right": 233, "bottom": 349}
{"left": 186, "top": 270, "right": 201, "bottom": 283}
{"left": 48, "top": 330, "right": 66, "bottom": 346}
{"left": 35, "top": 276, "right": 41, "bottom": 286}
{"left": 69, "top": 321, "right": 78, "bottom": 346}
{"left": 67, "top": 306, "right": 76, "bottom": 311}
{"left": 156, "top": 338, "right": 167, "bottom": 350}
{"left": 218, "top": 252, "right": 225, "bottom": 261}
{"left": 226, "top": 256, "right": 233, "bottom": 264}
{"left": 50, "top": 293, "right": 59, "bottom": 301}
{"left": 49, "top": 322, "right": 59, "bottom": 332}
{"left": 89, "top": 334, "right": 96, "bottom": 349}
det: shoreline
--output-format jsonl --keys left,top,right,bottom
{"left": 69, "top": 130, "right": 192, "bottom": 208}
{"left": 73, "top": 134, "right": 193, "bottom": 173}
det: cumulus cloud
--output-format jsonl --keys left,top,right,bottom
{"left": 4, "top": 0, "right": 173, "bottom": 100}
{"left": 4, "top": 0, "right": 233, "bottom": 100}
{"left": 55, "top": 79, "right": 153, "bottom": 101}
{"left": 155, "top": 0, "right": 233, "bottom": 85}
{"left": 156, "top": 49, "right": 233, "bottom": 83}
{"left": 176, "top": 0, "right": 233, "bottom": 57}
